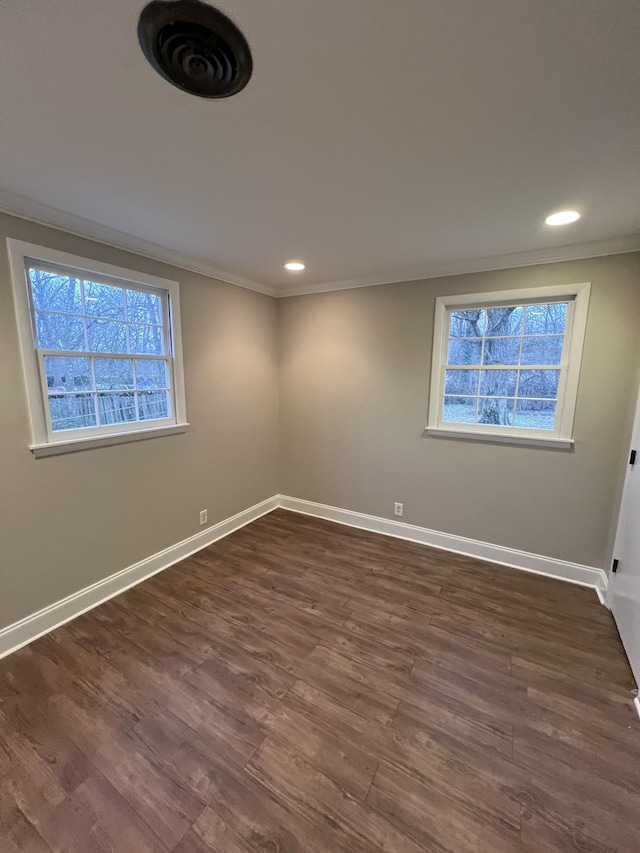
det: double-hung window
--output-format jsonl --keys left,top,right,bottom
{"left": 427, "top": 283, "right": 590, "bottom": 447}
{"left": 8, "top": 240, "right": 188, "bottom": 456}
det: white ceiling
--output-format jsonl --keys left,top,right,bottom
{"left": 1, "top": 0, "right": 639, "bottom": 296}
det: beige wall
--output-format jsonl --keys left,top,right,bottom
{"left": 2, "top": 211, "right": 638, "bottom": 633}
{"left": 0, "top": 213, "right": 279, "bottom": 630}
{"left": 279, "top": 254, "right": 640, "bottom": 569}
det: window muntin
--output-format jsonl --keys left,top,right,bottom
{"left": 428, "top": 284, "right": 590, "bottom": 445}
{"left": 8, "top": 238, "right": 187, "bottom": 455}
{"left": 442, "top": 301, "right": 568, "bottom": 431}
{"left": 27, "top": 263, "right": 175, "bottom": 437}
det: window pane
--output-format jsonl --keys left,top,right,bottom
{"left": 129, "top": 324, "right": 164, "bottom": 355}
{"left": 44, "top": 356, "right": 92, "bottom": 392}
{"left": 94, "top": 358, "right": 134, "bottom": 390}
{"left": 98, "top": 392, "right": 137, "bottom": 425}
{"left": 445, "top": 369, "right": 479, "bottom": 396}
{"left": 29, "top": 268, "right": 82, "bottom": 313}
{"left": 447, "top": 339, "right": 482, "bottom": 366}
{"left": 48, "top": 394, "right": 96, "bottom": 431}
{"left": 137, "top": 391, "right": 170, "bottom": 421}
{"left": 449, "top": 310, "right": 485, "bottom": 338}
{"left": 521, "top": 335, "right": 563, "bottom": 366}
{"left": 23, "top": 255, "right": 179, "bottom": 439}
{"left": 515, "top": 400, "right": 556, "bottom": 430}
{"left": 518, "top": 369, "right": 559, "bottom": 398}
{"left": 84, "top": 281, "right": 125, "bottom": 320}
{"left": 481, "top": 337, "right": 521, "bottom": 365}
{"left": 35, "top": 311, "right": 85, "bottom": 350}
{"left": 524, "top": 303, "right": 568, "bottom": 335}
{"left": 87, "top": 319, "right": 127, "bottom": 353}
{"left": 479, "top": 369, "right": 517, "bottom": 397}
{"left": 476, "top": 397, "right": 515, "bottom": 426}
{"left": 135, "top": 359, "right": 169, "bottom": 389}
{"left": 127, "top": 289, "right": 163, "bottom": 325}
{"left": 485, "top": 306, "right": 523, "bottom": 337}
{"left": 443, "top": 396, "right": 476, "bottom": 424}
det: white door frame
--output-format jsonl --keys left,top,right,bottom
{"left": 607, "top": 382, "right": 640, "bottom": 609}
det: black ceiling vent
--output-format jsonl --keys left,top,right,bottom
{"left": 138, "top": 0, "right": 252, "bottom": 98}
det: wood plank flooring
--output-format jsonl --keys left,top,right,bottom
{"left": 1, "top": 509, "right": 639, "bottom": 852}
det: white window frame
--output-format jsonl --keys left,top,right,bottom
{"left": 8, "top": 239, "right": 189, "bottom": 457}
{"left": 426, "top": 282, "right": 591, "bottom": 449}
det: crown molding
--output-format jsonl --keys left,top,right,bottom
{"left": 278, "top": 234, "right": 640, "bottom": 297}
{"left": 2, "top": 190, "right": 638, "bottom": 300}
{"left": 0, "top": 190, "right": 278, "bottom": 298}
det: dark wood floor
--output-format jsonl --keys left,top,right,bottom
{"left": 1, "top": 510, "right": 639, "bottom": 852}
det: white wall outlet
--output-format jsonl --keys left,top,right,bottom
{"left": 199, "top": 509, "right": 208, "bottom": 526}
{"left": 394, "top": 502, "right": 404, "bottom": 517}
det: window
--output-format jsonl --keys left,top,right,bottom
{"left": 8, "top": 240, "right": 188, "bottom": 456}
{"left": 427, "top": 283, "right": 590, "bottom": 447}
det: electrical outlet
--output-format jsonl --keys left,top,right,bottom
{"left": 199, "top": 509, "right": 208, "bottom": 526}
{"left": 394, "top": 502, "right": 404, "bottom": 517}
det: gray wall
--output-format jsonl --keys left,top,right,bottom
{"left": 0, "top": 213, "right": 279, "bottom": 630}
{"left": 2, "top": 211, "right": 638, "bottom": 633}
{"left": 279, "top": 254, "right": 640, "bottom": 569}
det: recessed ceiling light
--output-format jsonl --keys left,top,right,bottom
{"left": 545, "top": 209, "right": 581, "bottom": 226}
{"left": 285, "top": 261, "right": 305, "bottom": 271}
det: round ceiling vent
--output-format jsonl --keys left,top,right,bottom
{"left": 138, "top": 0, "right": 253, "bottom": 99}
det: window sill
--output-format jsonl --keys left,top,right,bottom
{"left": 30, "top": 423, "right": 190, "bottom": 458}
{"left": 425, "top": 427, "right": 574, "bottom": 450}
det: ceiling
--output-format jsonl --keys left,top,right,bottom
{"left": 1, "top": 0, "right": 639, "bottom": 297}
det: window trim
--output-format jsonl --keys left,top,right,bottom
{"left": 7, "top": 238, "right": 189, "bottom": 456}
{"left": 426, "top": 282, "right": 591, "bottom": 448}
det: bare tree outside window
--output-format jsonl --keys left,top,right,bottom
{"left": 443, "top": 302, "right": 567, "bottom": 430}
{"left": 28, "top": 267, "right": 172, "bottom": 433}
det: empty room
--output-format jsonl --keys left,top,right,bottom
{"left": 1, "top": 1, "right": 640, "bottom": 851}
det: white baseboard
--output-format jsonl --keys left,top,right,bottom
{"left": 634, "top": 696, "right": 640, "bottom": 721}
{"left": 0, "top": 495, "right": 279, "bottom": 660}
{"left": 0, "top": 491, "right": 609, "bottom": 660}
{"left": 278, "top": 495, "right": 608, "bottom": 592}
